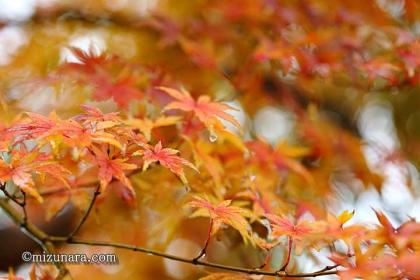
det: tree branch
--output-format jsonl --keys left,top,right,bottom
{"left": 49, "top": 236, "right": 338, "bottom": 278}
{"left": 0, "top": 196, "right": 72, "bottom": 279}
{"left": 0, "top": 184, "right": 339, "bottom": 279}
{"left": 67, "top": 184, "right": 101, "bottom": 240}
{"left": 0, "top": 183, "right": 25, "bottom": 207}
{"left": 278, "top": 236, "right": 293, "bottom": 272}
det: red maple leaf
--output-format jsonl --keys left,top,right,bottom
{"left": 159, "top": 87, "right": 240, "bottom": 131}
{"left": 91, "top": 146, "right": 137, "bottom": 194}
{"left": 0, "top": 150, "right": 70, "bottom": 203}
{"left": 60, "top": 46, "right": 111, "bottom": 74}
{"left": 265, "top": 214, "right": 314, "bottom": 240}
{"left": 91, "top": 74, "right": 144, "bottom": 108}
{"left": 140, "top": 141, "right": 196, "bottom": 184}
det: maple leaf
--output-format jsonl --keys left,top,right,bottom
{"left": 11, "top": 109, "right": 128, "bottom": 151}
{"left": 179, "top": 38, "right": 218, "bottom": 69}
{"left": 265, "top": 214, "right": 314, "bottom": 240}
{"left": 29, "top": 264, "right": 56, "bottom": 280}
{"left": 0, "top": 124, "right": 12, "bottom": 152}
{"left": 91, "top": 146, "right": 137, "bottom": 194}
{"left": 374, "top": 210, "right": 395, "bottom": 234}
{"left": 2, "top": 267, "right": 24, "bottom": 280}
{"left": 75, "top": 105, "right": 120, "bottom": 123}
{"left": 8, "top": 112, "right": 57, "bottom": 142}
{"left": 236, "top": 189, "right": 277, "bottom": 221}
{"left": 91, "top": 74, "right": 144, "bottom": 108}
{"left": 360, "top": 58, "right": 401, "bottom": 85}
{"left": 186, "top": 196, "right": 253, "bottom": 244}
{"left": 125, "top": 116, "right": 181, "bottom": 141}
{"left": 8, "top": 112, "right": 90, "bottom": 148}
{"left": 372, "top": 210, "right": 420, "bottom": 249}
{"left": 338, "top": 252, "right": 420, "bottom": 280}
{"left": 398, "top": 41, "right": 420, "bottom": 77}
{"left": 0, "top": 150, "right": 70, "bottom": 203}
{"left": 158, "top": 87, "right": 240, "bottom": 132}
{"left": 141, "top": 14, "right": 180, "bottom": 47}
{"left": 139, "top": 141, "right": 197, "bottom": 184}
{"left": 254, "top": 39, "right": 296, "bottom": 74}
{"left": 184, "top": 137, "right": 224, "bottom": 190}
{"left": 247, "top": 140, "right": 314, "bottom": 186}
{"left": 337, "top": 210, "right": 355, "bottom": 227}
{"left": 322, "top": 211, "right": 366, "bottom": 245}
{"left": 60, "top": 46, "right": 110, "bottom": 74}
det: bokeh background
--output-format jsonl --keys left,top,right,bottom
{"left": 0, "top": 0, "right": 419, "bottom": 279}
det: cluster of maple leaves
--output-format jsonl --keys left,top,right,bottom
{"left": 137, "top": 0, "right": 420, "bottom": 91}
{"left": 1, "top": 51, "right": 419, "bottom": 278}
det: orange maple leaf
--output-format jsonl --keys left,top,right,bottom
{"left": 139, "top": 141, "right": 197, "bottom": 184}
{"left": 91, "top": 146, "right": 137, "bottom": 194}
{"left": 265, "top": 214, "right": 314, "bottom": 240}
{"left": 373, "top": 210, "right": 420, "bottom": 250}
{"left": 247, "top": 140, "right": 314, "bottom": 186}
{"left": 159, "top": 87, "right": 240, "bottom": 132}
{"left": 186, "top": 196, "right": 253, "bottom": 244}
{"left": 0, "top": 150, "right": 70, "bottom": 203}
{"left": 75, "top": 105, "right": 120, "bottom": 123}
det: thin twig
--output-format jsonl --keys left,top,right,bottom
{"left": 49, "top": 236, "right": 338, "bottom": 278}
{"left": 314, "top": 264, "right": 339, "bottom": 273}
{"left": 21, "top": 191, "right": 28, "bottom": 224}
{"left": 278, "top": 236, "right": 293, "bottom": 272}
{"left": 256, "top": 249, "right": 271, "bottom": 269}
{"left": 193, "top": 218, "right": 213, "bottom": 263}
{"left": 0, "top": 183, "right": 24, "bottom": 206}
{"left": 67, "top": 184, "right": 101, "bottom": 240}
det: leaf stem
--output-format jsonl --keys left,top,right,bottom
{"left": 193, "top": 218, "right": 213, "bottom": 263}
{"left": 67, "top": 184, "right": 101, "bottom": 240}
{"left": 278, "top": 236, "right": 293, "bottom": 272}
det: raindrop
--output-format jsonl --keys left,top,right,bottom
{"left": 209, "top": 132, "right": 218, "bottom": 142}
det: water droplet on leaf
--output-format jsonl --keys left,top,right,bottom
{"left": 209, "top": 132, "right": 218, "bottom": 142}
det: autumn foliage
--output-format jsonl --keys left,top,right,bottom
{"left": 0, "top": 0, "right": 420, "bottom": 280}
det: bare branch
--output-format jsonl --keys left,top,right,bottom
{"left": 47, "top": 236, "right": 338, "bottom": 278}
{"left": 0, "top": 198, "right": 72, "bottom": 279}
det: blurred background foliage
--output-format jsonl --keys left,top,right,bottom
{"left": 0, "top": 0, "right": 419, "bottom": 279}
